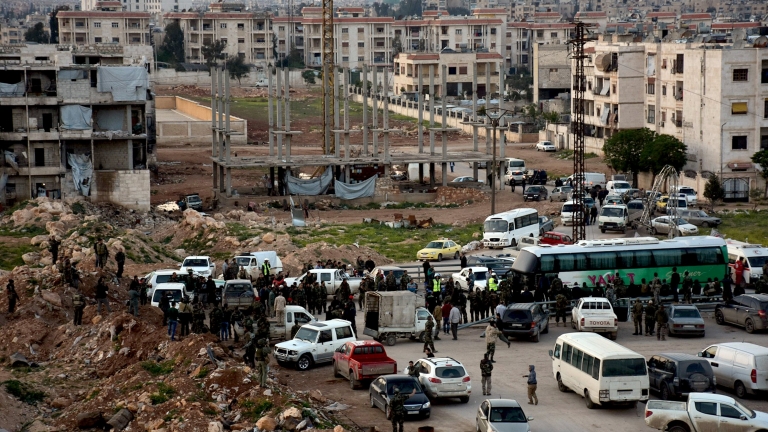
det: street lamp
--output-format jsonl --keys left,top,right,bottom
{"left": 485, "top": 107, "right": 509, "bottom": 215}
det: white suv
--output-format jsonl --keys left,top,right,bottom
{"left": 274, "top": 319, "right": 356, "bottom": 371}
{"left": 179, "top": 256, "right": 216, "bottom": 277}
{"left": 404, "top": 357, "right": 471, "bottom": 403}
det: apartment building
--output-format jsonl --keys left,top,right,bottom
{"left": 393, "top": 51, "right": 503, "bottom": 97}
{"left": 57, "top": 5, "right": 152, "bottom": 46}
{"left": 164, "top": 2, "right": 272, "bottom": 67}
{"left": 0, "top": 21, "right": 24, "bottom": 45}
{"left": 533, "top": 43, "right": 570, "bottom": 103}
{"left": 506, "top": 22, "right": 574, "bottom": 72}
{"left": 0, "top": 44, "right": 153, "bottom": 210}
{"left": 82, "top": 0, "right": 194, "bottom": 13}
{"left": 573, "top": 11, "right": 607, "bottom": 31}
{"left": 394, "top": 9, "right": 506, "bottom": 54}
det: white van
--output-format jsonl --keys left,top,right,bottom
{"left": 605, "top": 180, "right": 631, "bottom": 196}
{"left": 482, "top": 208, "right": 539, "bottom": 248}
{"left": 726, "top": 240, "right": 768, "bottom": 284}
{"left": 569, "top": 172, "right": 606, "bottom": 190}
{"left": 549, "top": 333, "right": 648, "bottom": 409}
{"left": 598, "top": 204, "right": 629, "bottom": 233}
{"left": 665, "top": 197, "right": 688, "bottom": 215}
{"left": 674, "top": 186, "right": 698, "bottom": 205}
{"left": 698, "top": 342, "right": 768, "bottom": 398}
{"left": 561, "top": 200, "right": 582, "bottom": 226}
{"left": 150, "top": 282, "right": 191, "bottom": 308}
{"left": 505, "top": 157, "right": 526, "bottom": 173}
{"left": 240, "top": 251, "right": 284, "bottom": 274}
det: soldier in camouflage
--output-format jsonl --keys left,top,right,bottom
{"left": 390, "top": 387, "right": 416, "bottom": 432}
{"left": 555, "top": 293, "right": 568, "bottom": 327}
{"left": 423, "top": 316, "right": 437, "bottom": 353}
{"left": 480, "top": 353, "right": 494, "bottom": 395}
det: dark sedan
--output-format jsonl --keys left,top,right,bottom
{"left": 523, "top": 186, "right": 548, "bottom": 202}
{"left": 500, "top": 303, "right": 550, "bottom": 342}
{"left": 369, "top": 375, "right": 431, "bottom": 420}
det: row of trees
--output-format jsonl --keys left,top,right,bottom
{"left": 603, "top": 128, "right": 687, "bottom": 187}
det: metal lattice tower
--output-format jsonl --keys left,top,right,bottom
{"left": 321, "top": 0, "right": 335, "bottom": 155}
{"left": 570, "top": 21, "right": 590, "bottom": 242}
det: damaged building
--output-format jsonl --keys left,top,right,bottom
{"left": 0, "top": 44, "right": 153, "bottom": 211}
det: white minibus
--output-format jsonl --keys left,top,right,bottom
{"left": 482, "top": 208, "right": 539, "bottom": 248}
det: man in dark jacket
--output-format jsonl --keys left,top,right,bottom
{"left": 95, "top": 277, "right": 111, "bottom": 315}
{"left": 342, "top": 301, "right": 357, "bottom": 335}
{"left": 115, "top": 250, "right": 126, "bottom": 279}
{"left": 49, "top": 236, "right": 60, "bottom": 265}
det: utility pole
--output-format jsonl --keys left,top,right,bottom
{"left": 570, "top": 21, "right": 591, "bottom": 242}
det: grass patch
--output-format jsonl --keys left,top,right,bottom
{"left": 162, "top": 235, "right": 174, "bottom": 244}
{"left": 0, "top": 243, "right": 36, "bottom": 270}
{"left": 707, "top": 212, "right": 768, "bottom": 242}
{"left": 141, "top": 360, "right": 175, "bottom": 376}
{"left": 86, "top": 389, "right": 100, "bottom": 401}
{"left": 150, "top": 383, "right": 176, "bottom": 405}
{"left": 0, "top": 225, "right": 47, "bottom": 238}
{"left": 194, "top": 367, "right": 210, "bottom": 379}
{"left": 241, "top": 398, "right": 274, "bottom": 421}
{"left": 71, "top": 202, "right": 86, "bottom": 215}
{"left": 3, "top": 380, "right": 46, "bottom": 405}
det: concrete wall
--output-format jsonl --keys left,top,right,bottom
{"left": 153, "top": 69, "right": 307, "bottom": 88}
{"left": 92, "top": 170, "right": 150, "bottom": 211}
{"left": 94, "top": 141, "right": 131, "bottom": 170}
{"left": 156, "top": 96, "right": 247, "bottom": 144}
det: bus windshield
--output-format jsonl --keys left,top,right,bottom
{"left": 484, "top": 220, "right": 510, "bottom": 232}
{"left": 602, "top": 358, "right": 647, "bottom": 377}
{"left": 562, "top": 204, "right": 578, "bottom": 213}
{"left": 508, "top": 160, "right": 524, "bottom": 168}
{"left": 600, "top": 208, "right": 625, "bottom": 218}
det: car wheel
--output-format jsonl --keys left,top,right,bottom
{"left": 702, "top": 221, "right": 709, "bottom": 228}
{"left": 610, "top": 332, "right": 617, "bottom": 341}
{"left": 667, "top": 426, "right": 689, "bottom": 432}
{"left": 454, "top": 252, "right": 459, "bottom": 260}
{"left": 333, "top": 362, "right": 341, "bottom": 378}
{"left": 715, "top": 310, "right": 725, "bottom": 325}
{"left": 549, "top": 197, "right": 553, "bottom": 202}
{"left": 460, "top": 396, "right": 470, "bottom": 403}
{"left": 370, "top": 393, "right": 377, "bottom": 408}
{"left": 385, "top": 334, "right": 397, "bottom": 346}
{"left": 571, "top": 318, "right": 576, "bottom": 329}
{"left": 584, "top": 390, "right": 595, "bottom": 409}
{"left": 601, "top": 229, "right": 606, "bottom": 234}
{"left": 746, "top": 319, "right": 755, "bottom": 334}
{"left": 437, "top": 254, "right": 443, "bottom": 262}
{"left": 651, "top": 227, "right": 657, "bottom": 235}
{"left": 661, "top": 384, "right": 671, "bottom": 400}
{"left": 385, "top": 404, "right": 392, "bottom": 420}
{"left": 296, "top": 354, "right": 313, "bottom": 371}
{"left": 735, "top": 381, "right": 748, "bottom": 399}
{"left": 557, "top": 374, "right": 567, "bottom": 392}
{"left": 349, "top": 371, "right": 359, "bottom": 390}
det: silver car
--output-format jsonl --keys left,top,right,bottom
{"left": 477, "top": 399, "right": 533, "bottom": 432}
{"left": 549, "top": 186, "right": 573, "bottom": 202}
{"left": 650, "top": 216, "right": 699, "bottom": 236}
{"left": 667, "top": 304, "right": 706, "bottom": 337}
{"left": 405, "top": 357, "right": 471, "bottom": 403}
{"left": 677, "top": 209, "right": 722, "bottom": 228}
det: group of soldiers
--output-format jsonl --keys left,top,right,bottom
{"left": 631, "top": 298, "right": 671, "bottom": 340}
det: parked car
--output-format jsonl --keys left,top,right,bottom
{"left": 333, "top": 341, "right": 398, "bottom": 389}
{"left": 647, "top": 353, "right": 716, "bottom": 400}
{"left": 500, "top": 303, "right": 550, "bottom": 342}
{"left": 667, "top": 304, "right": 706, "bottom": 337}
{"left": 274, "top": 319, "right": 356, "bottom": 371}
{"left": 523, "top": 186, "right": 548, "bottom": 202}
{"left": 536, "top": 141, "right": 556, "bottom": 152}
{"left": 452, "top": 176, "right": 481, "bottom": 183}
{"left": 549, "top": 186, "right": 573, "bottom": 202}
{"left": 369, "top": 374, "right": 431, "bottom": 419}
{"left": 180, "top": 193, "right": 203, "bottom": 211}
{"left": 714, "top": 294, "right": 768, "bottom": 334}
{"left": 645, "top": 393, "right": 768, "bottom": 432}
{"left": 571, "top": 191, "right": 596, "bottom": 208}
{"left": 283, "top": 269, "right": 361, "bottom": 296}
{"left": 571, "top": 297, "right": 618, "bottom": 340}
{"left": 698, "top": 342, "right": 768, "bottom": 398}
{"left": 539, "top": 231, "right": 573, "bottom": 246}
{"left": 179, "top": 255, "right": 216, "bottom": 277}
{"left": 677, "top": 209, "right": 722, "bottom": 227}
{"left": 222, "top": 279, "right": 255, "bottom": 308}
{"left": 452, "top": 266, "right": 489, "bottom": 290}
{"left": 405, "top": 357, "right": 471, "bottom": 403}
{"left": 650, "top": 216, "right": 699, "bottom": 237}
{"left": 622, "top": 188, "right": 642, "bottom": 202}
{"left": 538, "top": 216, "right": 554, "bottom": 235}
{"left": 675, "top": 186, "right": 698, "bottom": 205}
{"left": 506, "top": 170, "right": 526, "bottom": 186}
{"left": 150, "top": 282, "right": 191, "bottom": 308}
{"left": 476, "top": 399, "right": 533, "bottom": 432}
{"left": 464, "top": 255, "right": 515, "bottom": 274}
{"left": 416, "top": 238, "right": 462, "bottom": 262}
{"left": 604, "top": 194, "right": 624, "bottom": 206}
{"left": 655, "top": 195, "right": 670, "bottom": 213}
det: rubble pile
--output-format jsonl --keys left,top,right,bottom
{"left": 281, "top": 241, "right": 392, "bottom": 276}
{"left": 434, "top": 186, "right": 489, "bottom": 206}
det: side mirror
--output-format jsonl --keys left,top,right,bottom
{"left": 478, "top": 414, "right": 487, "bottom": 420}
{"left": 527, "top": 417, "right": 534, "bottom": 421}
{"left": 740, "top": 416, "right": 748, "bottom": 421}
{"left": 548, "top": 350, "right": 553, "bottom": 359}
{"left": 697, "top": 352, "right": 702, "bottom": 357}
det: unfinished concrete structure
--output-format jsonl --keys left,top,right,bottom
{"left": 0, "top": 44, "right": 153, "bottom": 210}
{"left": 209, "top": 64, "right": 505, "bottom": 203}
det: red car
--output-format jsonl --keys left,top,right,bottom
{"left": 333, "top": 341, "right": 398, "bottom": 389}
{"left": 539, "top": 231, "right": 574, "bottom": 245}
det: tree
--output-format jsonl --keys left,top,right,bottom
{"left": 278, "top": 44, "right": 304, "bottom": 68}
{"left": 751, "top": 149, "right": 768, "bottom": 197}
{"left": 602, "top": 128, "right": 655, "bottom": 187}
{"left": 372, "top": 2, "right": 392, "bottom": 17}
{"left": 226, "top": 55, "right": 250, "bottom": 84}
{"left": 25, "top": 22, "right": 49, "bottom": 44}
{"left": 202, "top": 40, "right": 227, "bottom": 70}
{"left": 541, "top": 111, "right": 561, "bottom": 124}
{"left": 49, "top": 5, "right": 69, "bottom": 44}
{"left": 703, "top": 174, "right": 724, "bottom": 211}
{"left": 158, "top": 21, "right": 184, "bottom": 65}
{"left": 397, "top": 0, "right": 422, "bottom": 17}
{"left": 641, "top": 133, "right": 687, "bottom": 184}
{"left": 302, "top": 69, "right": 316, "bottom": 85}
{"left": 447, "top": 6, "right": 471, "bottom": 15}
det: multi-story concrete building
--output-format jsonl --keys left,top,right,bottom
{"left": 83, "top": 0, "right": 194, "bottom": 13}
{"left": 506, "top": 22, "right": 574, "bottom": 72}
{"left": 164, "top": 2, "right": 272, "bottom": 67}
{"left": 0, "top": 44, "right": 153, "bottom": 210}
{"left": 395, "top": 9, "right": 506, "bottom": 55}
{"left": 533, "top": 43, "right": 570, "bottom": 104}
{"left": 393, "top": 51, "right": 503, "bottom": 96}
{"left": 0, "top": 20, "right": 25, "bottom": 45}
{"left": 57, "top": 4, "right": 152, "bottom": 46}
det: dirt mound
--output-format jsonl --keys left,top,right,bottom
{"left": 281, "top": 241, "right": 393, "bottom": 276}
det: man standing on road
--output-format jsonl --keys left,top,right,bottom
{"left": 632, "top": 298, "right": 644, "bottom": 335}
{"left": 644, "top": 300, "right": 656, "bottom": 336}
{"left": 449, "top": 302, "right": 461, "bottom": 340}
{"left": 423, "top": 316, "right": 437, "bottom": 353}
{"left": 390, "top": 387, "right": 416, "bottom": 432}
{"left": 274, "top": 291, "right": 286, "bottom": 323}
{"left": 481, "top": 354, "right": 493, "bottom": 395}
{"left": 460, "top": 252, "right": 467, "bottom": 269}
{"left": 484, "top": 320, "right": 510, "bottom": 362}
{"left": 523, "top": 365, "right": 538, "bottom": 405}
{"left": 670, "top": 267, "right": 681, "bottom": 303}
{"left": 441, "top": 300, "right": 452, "bottom": 335}
{"left": 656, "top": 303, "right": 669, "bottom": 341}
{"left": 431, "top": 303, "right": 442, "bottom": 340}
{"left": 555, "top": 293, "right": 568, "bottom": 327}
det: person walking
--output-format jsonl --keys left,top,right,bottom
{"left": 481, "top": 353, "right": 493, "bottom": 395}
{"left": 484, "top": 320, "right": 510, "bottom": 362}
{"left": 274, "top": 291, "right": 286, "bottom": 323}
{"left": 243, "top": 334, "right": 256, "bottom": 368}
{"left": 432, "top": 302, "right": 442, "bottom": 340}
{"left": 460, "top": 252, "right": 467, "bottom": 269}
{"left": 423, "top": 316, "right": 438, "bottom": 353}
{"left": 670, "top": 267, "right": 681, "bottom": 303}
{"left": 128, "top": 284, "right": 140, "bottom": 317}
{"left": 656, "top": 303, "right": 669, "bottom": 341}
{"left": 115, "top": 249, "right": 126, "bottom": 279}
{"left": 632, "top": 298, "right": 644, "bottom": 335}
{"left": 255, "top": 338, "right": 270, "bottom": 387}
{"left": 95, "top": 277, "right": 111, "bottom": 315}
{"left": 682, "top": 271, "right": 693, "bottom": 304}
{"left": 72, "top": 288, "right": 85, "bottom": 325}
{"left": 449, "top": 302, "right": 461, "bottom": 340}
{"left": 523, "top": 365, "right": 538, "bottom": 405}
{"left": 49, "top": 236, "right": 60, "bottom": 265}
{"left": 178, "top": 297, "right": 193, "bottom": 338}
{"left": 269, "top": 287, "right": 277, "bottom": 318}
{"left": 221, "top": 305, "right": 232, "bottom": 341}
{"left": 644, "top": 300, "right": 656, "bottom": 336}
{"left": 555, "top": 292, "right": 568, "bottom": 326}
{"left": 6, "top": 280, "right": 19, "bottom": 314}
{"left": 441, "top": 301, "right": 452, "bottom": 335}
{"left": 389, "top": 387, "right": 416, "bottom": 432}
{"left": 167, "top": 301, "right": 179, "bottom": 341}
{"left": 590, "top": 205, "right": 598, "bottom": 226}
{"left": 95, "top": 238, "right": 108, "bottom": 269}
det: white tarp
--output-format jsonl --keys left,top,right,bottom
{"left": 67, "top": 153, "right": 93, "bottom": 196}
{"left": 4, "top": 152, "right": 18, "bottom": 171}
{"left": 285, "top": 168, "right": 332, "bottom": 195}
{"left": 0, "top": 173, "right": 7, "bottom": 203}
{"left": 600, "top": 105, "right": 610, "bottom": 125}
{"left": 289, "top": 196, "right": 306, "bottom": 227}
{"left": 0, "top": 81, "right": 25, "bottom": 97}
{"left": 600, "top": 85, "right": 610, "bottom": 95}
{"left": 646, "top": 55, "right": 655, "bottom": 76}
{"left": 335, "top": 175, "right": 377, "bottom": 200}
{"left": 60, "top": 105, "right": 92, "bottom": 130}
{"left": 97, "top": 67, "right": 148, "bottom": 102}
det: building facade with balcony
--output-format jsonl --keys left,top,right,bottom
{"left": 0, "top": 44, "right": 153, "bottom": 210}
{"left": 506, "top": 22, "right": 574, "bottom": 73}
{"left": 57, "top": 9, "right": 152, "bottom": 46}
{"left": 393, "top": 51, "right": 503, "bottom": 97}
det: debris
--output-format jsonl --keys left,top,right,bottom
{"left": 106, "top": 408, "right": 134, "bottom": 431}
{"left": 76, "top": 411, "right": 105, "bottom": 429}
{"left": 256, "top": 416, "right": 277, "bottom": 431}
{"left": 323, "top": 402, "right": 349, "bottom": 411}
{"left": 9, "top": 352, "right": 38, "bottom": 368}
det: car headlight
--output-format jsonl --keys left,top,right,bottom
{"left": 288, "top": 350, "right": 298, "bottom": 355}
{"left": 422, "top": 402, "right": 430, "bottom": 409}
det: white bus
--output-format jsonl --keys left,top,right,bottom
{"left": 549, "top": 333, "right": 649, "bottom": 409}
{"left": 482, "top": 208, "right": 539, "bottom": 249}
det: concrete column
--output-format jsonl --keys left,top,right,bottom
{"left": 418, "top": 64, "right": 423, "bottom": 154}
{"left": 225, "top": 167, "right": 232, "bottom": 197}
{"left": 127, "top": 140, "right": 133, "bottom": 170}
{"left": 472, "top": 62, "right": 478, "bottom": 180}
{"left": 276, "top": 68, "right": 283, "bottom": 159}
{"left": 429, "top": 65, "right": 435, "bottom": 156}
{"left": 211, "top": 67, "right": 219, "bottom": 159}
{"left": 362, "top": 65, "right": 369, "bottom": 156}
{"left": 343, "top": 67, "right": 350, "bottom": 162}
{"left": 441, "top": 64, "right": 447, "bottom": 159}
{"left": 441, "top": 162, "right": 447, "bottom": 186}
{"left": 383, "top": 67, "right": 389, "bottom": 163}
{"left": 429, "top": 163, "right": 435, "bottom": 188}
{"left": 372, "top": 66, "right": 378, "bottom": 156}
{"left": 268, "top": 66, "right": 274, "bottom": 156}
{"left": 334, "top": 67, "right": 340, "bottom": 158}
{"left": 485, "top": 65, "right": 491, "bottom": 154}
{"left": 225, "top": 71, "right": 231, "bottom": 165}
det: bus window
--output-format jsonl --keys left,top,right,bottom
{"left": 558, "top": 254, "right": 575, "bottom": 271}
{"left": 694, "top": 247, "right": 724, "bottom": 265}
{"left": 541, "top": 255, "right": 555, "bottom": 272}
{"left": 589, "top": 252, "right": 616, "bottom": 269}
{"left": 553, "top": 344, "right": 561, "bottom": 359}
{"left": 563, "top": 343, "right": 572, "bottom": 362}
{"left": 592, "top": 359, "right": 601, "bottom": 379}
{"left": 582, "top": 354, "right": 594, "bottom": 375}
{"left": 635, "top": 251, "right": 652, "bottom": 267}
{"left": 617, "top": 251, "right": 633, "bottom": 268}
{"left": 653, "top": 249, "right": 681, "bottom": 267}
{"left": 574, "top": 254, "right": 588, "bottom": 270}
{"left": 573, "top": 349, "right": 583, "bottom": 369}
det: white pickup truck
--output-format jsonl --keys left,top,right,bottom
{"left": 645, "top": 393, "right": 768, "bottom": 432}
{"left": 236, "top": 305, "right": 316, "bottom": 342}
{"left": 284, "top": 269, "right": 361, "bottom": 296}
{"left": 571, "top": 297, "right": 618, "bottom": 340}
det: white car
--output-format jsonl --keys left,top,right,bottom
{"left": 506, "top": 170, "right": 526, "bottom": 186}
{"left": 144, "top": 269, "right": 185, "bottom": 288}
{"left": 650, "top": 216, "right": 699, "bottom": 237}
{"left": 451, "top": 176, "right": 482, "bottom": 183}
{"left": 405, "top": 357, "right": 471, "bottom": 403}
{"left": 571, "top": 297, "right": 618, "bottom": 340}
{"left": 451, "top": 266, "right": 489, "bottom": 290}
{"left": 149, "top": 282, "right": 191, "bottom": 308}
{"left": 604, "top": 194, "right": 624, "bottom": 206}
{"left": 273, "top": 319, "right": 356, "bottom": 371}
{"left": 536, "top": 141, "right": 556, "bottom": 152}
{"left": 675, "top": 186, "right": 698, "bottom": 205}
{"left": 179, "top": 256, "right": 216, "bottom": 277}
{"left": 477, "top": 399, "right": 533, "bottom": 432}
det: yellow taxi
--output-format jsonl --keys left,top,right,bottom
{"left": 417, "top": 239, "right": 462, "bottom": 262}
{"left": 655, "top": 195, "right": 670, "bottom": 213}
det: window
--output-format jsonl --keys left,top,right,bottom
{"left": 582, "top": 353, "right": 594, "bottom": 376}
{"left": 448, "top": 67, "right": 456, "bottom": 75}
{"left": 602, "top": 358, "right": 647, "bottom": 377}
{"left": 112, "top": 37, "right": 119, "bottom": 43}
{"left": 573, "top": 348, "right": 583, "bottom": 369}
{"left": 720, "top": 404, "right": 743, "bottom": 419}
{"left": 112, "top": 22, "right": 118, "bottom": 28}
{"left": 94, "top": 22, "right": 101, "bottom": 28}
{"left": 765, "top": 99, "right": 768, "bottom": 119}
{"left": 762, "top": 60, "right": 768, "bottom": 84}
{"left": 341, "top": 28, "right": 348, "bottom": 33}
{"left": 647, "top": 83, "right": 655, "bottom": 94}
{"left": 537, "top": 30, "right": 544, "bottom": 37}
{"left": 522, "top": 54, "right": 528, "bottom": 64}
{"left": 220, "top": 23, "right": 227, "bottom": 29}
{"left": 95, "top": 37, "right": 102, "bottom": 43}
{"left": 342, "top": 56, "right": 349, "bottom": 62}
{"left": 456, "top": 29, "right": 462, "bottom": 35}
{"left": 662, "top": 85, "right": 666, "bottom": 96}
{"left": 34, "top": 148, "right": 45, "bottom": 167}
{"left": 647, "top": 104, "right": 655, "bottom": 124}
{"left": 563, "top": 343, "right": 572, "bottom": 363}
{"left": 319, "top": 329, "right": 333, "bottom": 343}
{"left": 358, "top": 56, "right": 364, "bottom": 61}
{"left": 335, "top": 326, "right": 353, "bottom": 339}
{"left": 694, "top": 402, "right": 718, "bottom": 416}
{"left": 358, "top": 27, "right": 364, "bottom": 33}
{"left": 459, "top": 66, "right": 467, "bottom": 74}
{"left": 358, "top": 42, "right": 364, "bottom": 47}
{"left": 221, "top": 38, "right": 227, "bottom": 44}
{"left": 732, "top": 136, "right": 748, "bottom": 150}
{"left": 553, "top": 344, "right": 561, "bottom": 359}
{"left": 733, "top": 68, "right": 749, "bottom": 82}
{"left": 342, "top": 42, "right": 349, "bottom": 47}
{"left": 732, "top": 102, "right": 748, "bottom": 115}
{"left": 653, "top": 249, "right": 681, "bottom": 267}
{"left": 491, "top": 28, "right": 496, "bottom": 35}
{"left": 238, "top": 38, "right": 244, "bottom": 43}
